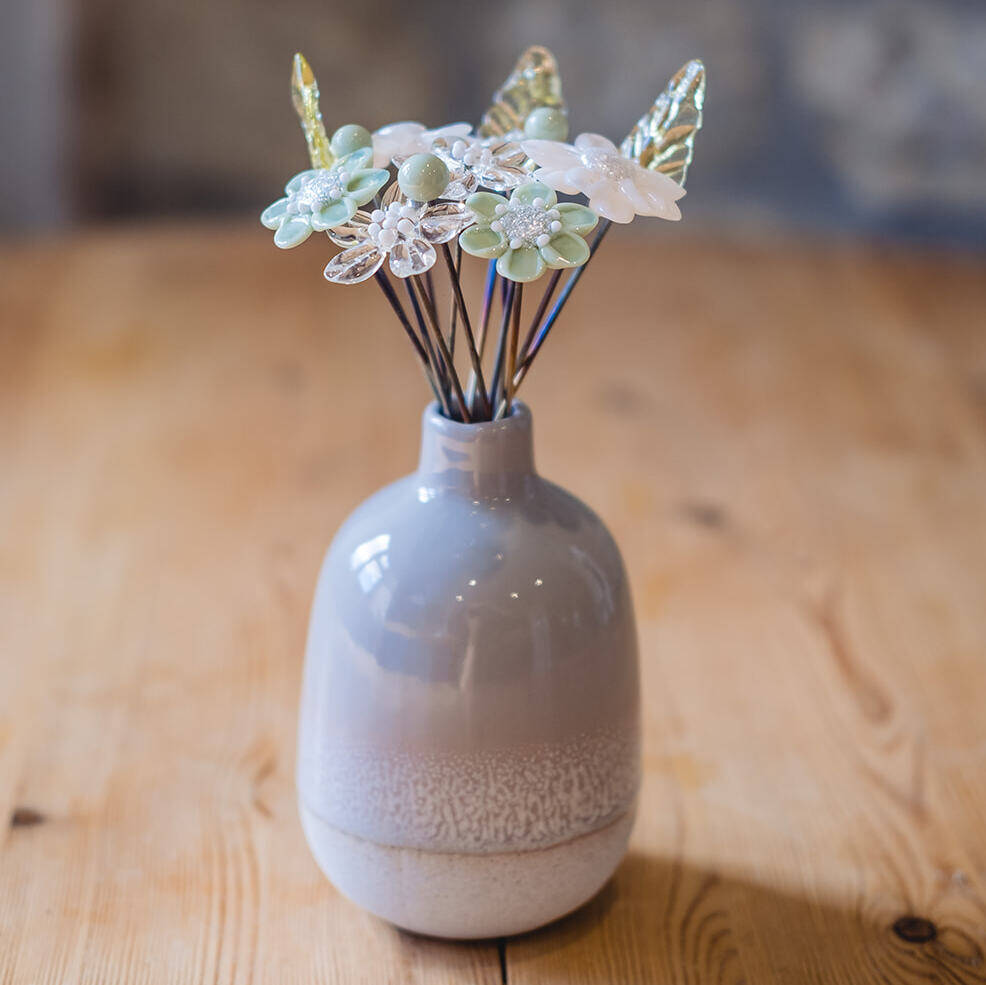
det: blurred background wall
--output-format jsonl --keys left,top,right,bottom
{"left": 1, "top": 0, "right": 984, "bottom": 247}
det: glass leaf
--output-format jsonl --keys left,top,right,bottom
{"left": 480, "top": 46, "right": 566, "bottom": 138}
{"left": 620, "top": 59, "right": 705, "bottom": 188}
{"left": 291, "top": 54, "right": 334, "bottom": 170}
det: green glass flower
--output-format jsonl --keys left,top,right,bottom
{"left": 458, "top": 182, "right": 598, "bottom": 282}
{"left": 260, "top": 148, "right": 389, "bottom": 249}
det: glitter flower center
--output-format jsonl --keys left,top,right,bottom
{"left": 289, "top": 169, "right": 350, "bottom": 213}
{"left": 498, "top": 205, "right": 553, "bottom": 246}
{"left": 579, "top": 148, "right": 634, "bottom": 180}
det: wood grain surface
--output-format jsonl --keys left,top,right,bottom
{"left": 2, "top": 224, "right": 985, "bottom": 984}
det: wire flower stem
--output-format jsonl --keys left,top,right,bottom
{"left": 497, "top": 282, "right": 523, "bottom": 420}
{"left": 412, "top": 276, "right": 472, "bottom": 423}
{"left": 518, "top": 268, "right": 562, "bottom": 362}
{"left": 403, "top": 278, "right": 453, "bottom": 417}
{"left": 517, "top": 219, "right": 613, "bottom": 378}
{"left": 374, "top": 271, "right": 442, "bottom": 405}
{"left": 440, "top": 243, "right": 492, "bottom": 420}
{"left": 446, "top": 242, "right": 462, "bottom": 359}
{"left": 487, "top": 280, "right": 517, "bottom": 413}
{"left": 466, "top": 259, "right": 498, "bottom": 414}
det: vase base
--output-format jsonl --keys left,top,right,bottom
{"left": 299, "top": 804, "right": 635, "bottom": 939}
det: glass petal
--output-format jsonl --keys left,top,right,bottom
{"left": 273, "top": 216, "right": 313, "bottom": 249}
{"left": 346, "top": 168, "right": 389, "bottom": 207}
{"left": 323, "top": 243, "right": 385, "bottom": 284}
{"left": 459, "top": 226, "right": 507, "bottom": 259}
{"left": 588, "top": 186, "right": 636, "bottom": 224}
{"left": 574, "top": 133, "right": 618, "bottom": 152}
{"left": 337, "top": 147, "right": 374, "bottom": 171}
{"left": 496, "top": 246, "right": 546, "bottom": 283}
{"left": 510, "top": 181, "right": 556, "bottom": 208}
{"left": 382, "top": 181, "right": 406, "bottom": 209}
{"left": 478, "top": 163, "right": 531, "bottom": 192}
{"left": 531, "top": 166, "right": 580, "bottom": 195}
{"left": 327, "top": 211, "right": 373, "bottom": 248}
{"left": 540, "top": 231, "right": 590, "bottom": 269}
{"left": 465, "top": 191, "right": 507, "bottom": 223}
{"left": 285, "top": 169, "right": 318, "bottom": 194}
{"left": 441, "top": 171, "right": 478, "bottom": 201}
{"left": 419, "top": 203, "right": 474, "bottom": 244}
{"left": 520, "top": 139, "right": 579, "bottom": 171}
{"left": 388, "top": 237, "right": 437, "bottom": 279}
{"left": 556, "top": 202, "right": 599, "bottom": 235}
{"left": 260, "top": 198, "right": 290, "bottom": 229}
{"left": 309, "top": 198, "right": 357, "bottom": 231}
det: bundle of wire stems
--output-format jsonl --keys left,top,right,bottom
{"left": 374, "top": 223, "right": 610, "bottom": 423}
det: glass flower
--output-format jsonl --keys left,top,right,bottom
{"left": 521, "top": 133, "right": 685, "bottom": 224}
{"left": 458, "top": 181, "right": 598, "bottom": 283}
{"left": 324, "top": 194, "right": 475, "bottom": 284}
{"left": 260, "top": 149, "right": 389, "bottom": 248}
{"left": 372, "top": 122, "right": 472, "bottom": 169}
{"left": 429, "top": 136, "right": 532, "bottom": 197}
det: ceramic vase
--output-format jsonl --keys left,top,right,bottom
{"left": 297, "top": 402, "right": 640, "bottom": 938}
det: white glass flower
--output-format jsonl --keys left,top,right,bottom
{"left": 371, "top": 122, "right": 472, "bottom": 169}
{"left": 458, "top": 181, "right": 598, "bottom": 283}
{"left": 323, "top": 194, "right": 475, "bottom": 284}
{"left": 260, "top": 149, "right": 389, "bottom": 248}
{"left": 428, "top": 136, "right": 532, "bottom": 196}
{"left": 521, "top": 133, "right": 685, "bottom": 224}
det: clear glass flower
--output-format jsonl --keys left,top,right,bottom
{"left": 429, "top": 135, "right": 532, "bottom": 196}
{"left": 521, "top": 133, "right": 685, "bottom": 224}
{"left": 458, "top": 181, "right": 598, "bottom": 283}
{"left": 260, "top": 149, "right": 389, "bottom": 248}
{"left": 324, "top": 191, "right": 475, "bottom": 284}
{"left": 371, "top": 122, "right": 472, "bottom": 169}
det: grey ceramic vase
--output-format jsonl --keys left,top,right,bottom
{"left": 297, "top": 402, "right": 640, "bottom": 938}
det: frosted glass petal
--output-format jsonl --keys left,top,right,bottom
{"left": 531, "top": 166, "right": 580, "bottom": 195}
{"left": 588, "top": 186, "right": 635, "bottom": 224}
{"left": 574, "top": 133, "right": 617, "bottom": 152}
{"left": 520, "top": 139, "right": 580, "bottom": 171}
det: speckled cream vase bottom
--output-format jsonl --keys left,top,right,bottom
{"left": 300, "top": 804, "right": 636, "bottom": 939}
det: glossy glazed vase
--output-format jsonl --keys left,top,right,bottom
{"left": 297, "top": 402, "right": 640, "bottom": 939}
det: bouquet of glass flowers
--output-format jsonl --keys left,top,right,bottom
{"left": 261, "top": 46, "right": 705, "bottom": 422}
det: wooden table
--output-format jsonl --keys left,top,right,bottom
{"left": 2, "top": 224, "right": 986, "bottom": 984}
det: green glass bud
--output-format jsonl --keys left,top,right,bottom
{"left": 397, "top": 153, "right": 450, "bottom": 202}
{"left": 523, "top": 107, "right": 569, "bottom": 142}
{"left": 330, "top": 124, "right": 372, "bottom": 158}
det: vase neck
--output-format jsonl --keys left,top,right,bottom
{"left": 416, "top": 402, "right": 537, "bottom": 498}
